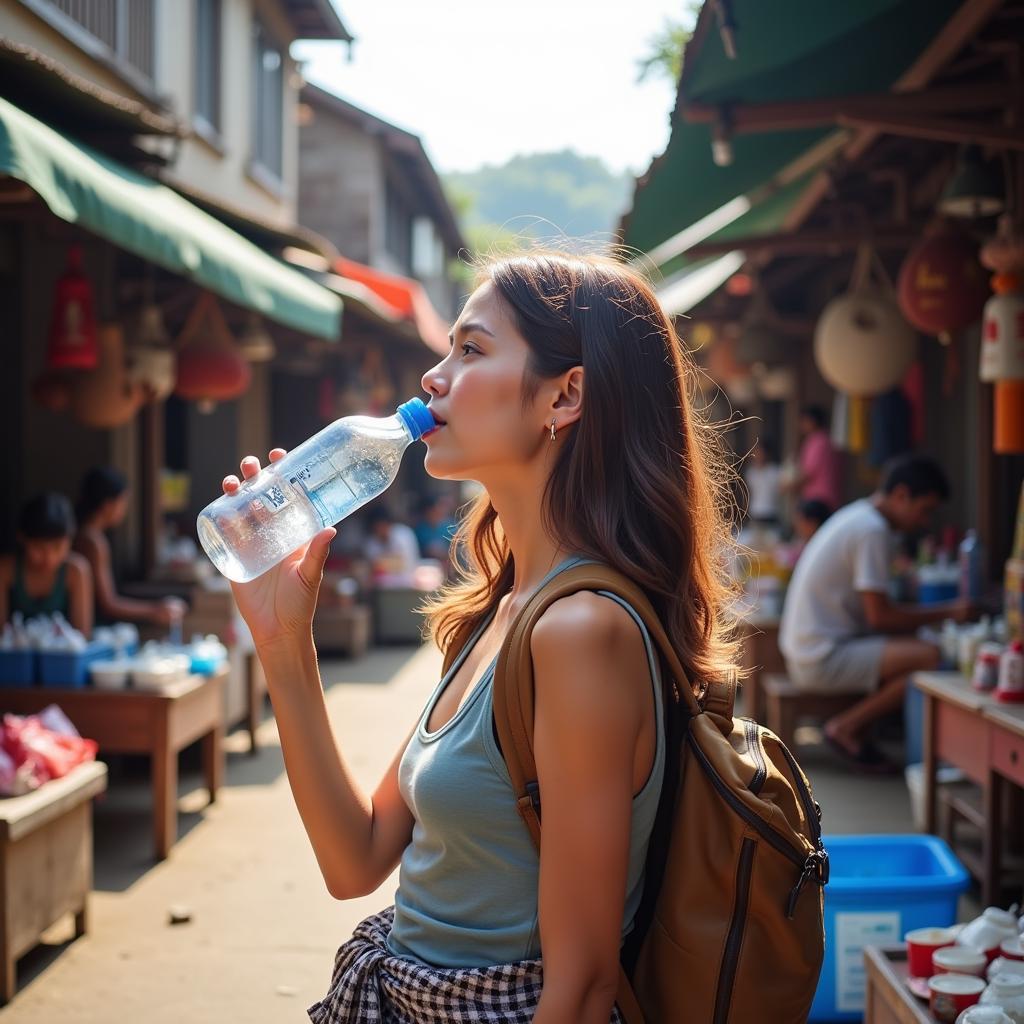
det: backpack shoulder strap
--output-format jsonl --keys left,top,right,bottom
{"left": 492, "top": 562, "right": 715, "bottom": 846}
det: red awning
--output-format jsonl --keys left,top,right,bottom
{"left": 334, "top": 257, "right": 449, "bottom": 355}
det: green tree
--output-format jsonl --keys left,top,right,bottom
{"left": 636, "top": 4, "right": 701, "bottom": 85}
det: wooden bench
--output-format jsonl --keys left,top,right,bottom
{"left": 0, "top": 761, "right": 108, "bottom": 1003}
{"left": 762, "top": 673, "right": 862, "bottom": 749}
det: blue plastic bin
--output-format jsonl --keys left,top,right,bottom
{"left": 809, "top": 834, "right": 969, "bottom": 1022}
{"left": 0, "top": 648, "right": 36, "bottom": 686}
{"left": 38, "top": 642, "right": 114, "bottom": 688}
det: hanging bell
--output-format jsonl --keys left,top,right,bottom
{"left": 45, "top": 244, "right": 98, "bottom": 370}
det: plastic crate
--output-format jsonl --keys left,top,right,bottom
{"left": 809, "top": 834, "right": 969, "bottom": 1022}
{"left": 0, "top": 649, "right": 36, "bottom": 687}
{"left": 37, "top": 642, "right": 114, "bottom": 688}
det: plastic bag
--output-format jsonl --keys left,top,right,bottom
{"left": 0, "top": 708, "right": 97, "bottom": 795}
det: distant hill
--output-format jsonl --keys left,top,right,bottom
{"left": 445, "top": 150, "right": 633, "bottom": 254}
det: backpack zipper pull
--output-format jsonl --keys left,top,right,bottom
{"left": 786, "top": 848, "right": 829, "bottom": 919}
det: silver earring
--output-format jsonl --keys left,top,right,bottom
{"left": 550, "top": 418, "right": 557, "bottom": 442}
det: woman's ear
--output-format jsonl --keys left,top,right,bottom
{"left": 550, "top": 366, "right": 584, "bottom": 426}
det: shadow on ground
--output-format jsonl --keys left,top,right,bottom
{"left": 86, "top": 644, "right": 426, "bottom": 893}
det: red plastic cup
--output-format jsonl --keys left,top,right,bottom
{"left": 906, "top": 927, "right": 957, "bottom": 978}
{"left": 928, "top": 974, "right": 986, "bottom": 1022}
{"left": 1001, "top": 936, "right": 1024, "bottom": 962}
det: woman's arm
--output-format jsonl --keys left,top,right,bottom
{"left": 74, "top": 531, "right": 169, "bottom": 624}
{"left": 530, "top": 592, "right": 653, "bottom": 1024}
{"left": 222, "top": 450, "right": 415, "bottom": 899}
{"left": 257, "top": 634, "right": 416, "bottom": 897}
{"left": 65, "top": 553, "right": 94, "bottom": 638}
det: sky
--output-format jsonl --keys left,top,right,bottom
{"left": 293, "top": 0, "right": 688, "bottom": 176}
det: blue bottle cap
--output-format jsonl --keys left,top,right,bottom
{"left": 396, "top": 397, "right": 437, "bottom": 441}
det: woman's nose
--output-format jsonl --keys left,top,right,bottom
{"left": 421, "top": 361, "right": 448, "bottom": 397}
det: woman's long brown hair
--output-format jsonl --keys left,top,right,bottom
{"left": 422, "top": 251, "right": 740, "bottom": 691}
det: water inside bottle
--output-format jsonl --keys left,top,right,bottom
{"left": 199, "top": 434, "right": 403, "bottom": 582}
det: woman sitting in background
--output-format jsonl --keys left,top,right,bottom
{"left": 73, "top": 467, "right": 185, "bottom": 627}
{"left": 0, "top": 492, "right": 93, "bottom": 636}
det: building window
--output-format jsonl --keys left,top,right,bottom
{"left": 251, "top": 18, "right": 284, "bottom": 180}
{"left": 384, "top": 182, "right": 412, "bottom": 272}
{"left": 194, "top": 0, "right": 221, "bottom": 133}
{"left": 30, "top": 0, "right": 155, "bottom": 81}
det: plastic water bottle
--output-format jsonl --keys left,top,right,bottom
{"left": 196, "top": 398, "right": 436, "bottom": 583}
{"left": 959, "top": 528, "right": 984, "bottom": 601}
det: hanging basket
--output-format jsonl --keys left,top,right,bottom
{"left": 70, "top": 324, "right": 146, "bottom": 428}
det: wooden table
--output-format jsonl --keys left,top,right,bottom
{"left": 916, "top": 670, "right": 1024, "bottom": 905}
{"left": 0, "top": 671, "right": 224, "bottom": 861}
{"left": 0, "top": 761, "right": 108, "bottom": 1003}
{"left": 863, "top": 946, "right": 933, "bottom": 1023}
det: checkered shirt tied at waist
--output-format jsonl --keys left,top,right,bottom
{"left": 307, "top": 907, "right": 625, "bottom": 1023}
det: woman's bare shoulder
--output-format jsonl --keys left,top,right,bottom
{"left": 532, "top": 590, "right": 644, "bottom": 655}
{"left": 65, "top": 551, "right": 93, "bottom": 581}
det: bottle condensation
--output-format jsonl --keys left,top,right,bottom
{"left": 197, "top": 398, "right": 436, "bottom": 583}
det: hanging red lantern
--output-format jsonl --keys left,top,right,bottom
{"left": 45, "top": 244, "right": 98, "bottom": 369}
{"left": 897, "top": 220, "right": 990, "bottom": 342}
{"left": 174, "top": 293, "right": 252, "bottom": 414}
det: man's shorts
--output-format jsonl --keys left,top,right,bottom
{"left": 785, "top": 636, "right": 887, "bottom": 694}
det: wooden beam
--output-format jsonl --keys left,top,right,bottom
{"left": 779, "top": 0, "right": 1008, "bottom": 234}
{"left": 686, "top": 226, "right": 919, "bottom": 259}
{"left": 683, "top": 82, "right": 1011, "bottom": 127}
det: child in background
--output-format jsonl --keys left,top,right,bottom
{"left": 0, "top": 493, "right": 93, "bottom": 636}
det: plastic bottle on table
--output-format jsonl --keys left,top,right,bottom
{"left": 960, "top": 529, "right": 985, "bottom": 601}
{"left": 196, "top": 398, "right": 437, "bottom": 583}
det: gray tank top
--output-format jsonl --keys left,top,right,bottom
{"left": 387, "top": 557, "right": 666, "bottom": 968}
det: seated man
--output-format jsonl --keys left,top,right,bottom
{"left": 779, "top": 455, "right": 970, "bottom": 772}
{"left": 364, "top": 506, "right": 421, "bottom": 585}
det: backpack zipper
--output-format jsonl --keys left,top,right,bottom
{"left": 688, "top": 733, "right": 827, "bottom": 918}
{"left": 776, "top": 741, "right": 829, "bottom": 918}
{"left": 743, "top": 718, "right": 767, "bottom": 795}
{"left": 713, "top": 836, "right": 756, "bottom": 1024}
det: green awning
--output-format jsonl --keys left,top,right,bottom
{"left": 624, "top": 0, "right": 964, "bottom": 263}
{"left": 0, "top": 95, "right": 341, "bottom": 340}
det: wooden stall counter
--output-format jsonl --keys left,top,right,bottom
{"left": 0, "top": 761, "right": 108, "bottom": 1003}
{"left": 863, "top": 946, "right": 935, "bottom": 1024}
{"left": 0, "top": 669, "right": 224, "bottom": 861}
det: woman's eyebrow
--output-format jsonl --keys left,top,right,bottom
{"left": 448, "top": 320, "right": 496, "bottom": 345}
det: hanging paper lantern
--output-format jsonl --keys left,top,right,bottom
{"left": 897, "top": 221, "right": 990, "bottom": 342}
{"left": 174, "top": 293, "right": 252, "bottom": 413}
{"left": 237, "top": 313, "right": 276, "bottom": 362}
{"left": 45, "top": 244, "right": 98, "bottom": 370}
{"left": 126, "top": 303, "right": 176, "bottom": 401}
{"left": 70, "top": 324, "right": 145, "bottom": 428}
{"left": 814, "top": 288, "right": 917, "bottom": 396}
{"left": 980, "top": 276, "right": 1024, "bottom": 383}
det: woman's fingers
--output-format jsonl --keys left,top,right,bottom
{"left": 298, "top": 527, "right": 336, "bottom": 589}
{"left": 240, "top": 456, "right": 261, "bottom": 480}
{"left": 222, "top": 475, "right": 240, "bottom": 494}
{"left": 269, "top": 448, "right": 286, "bottom": 462}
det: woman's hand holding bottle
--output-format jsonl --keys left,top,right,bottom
{"left": 221, "top": 450, "right": 336, "bottom": 650}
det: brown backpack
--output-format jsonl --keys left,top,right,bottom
{"left": 478, "top": 561, "right": 826, "bottom": 1023}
